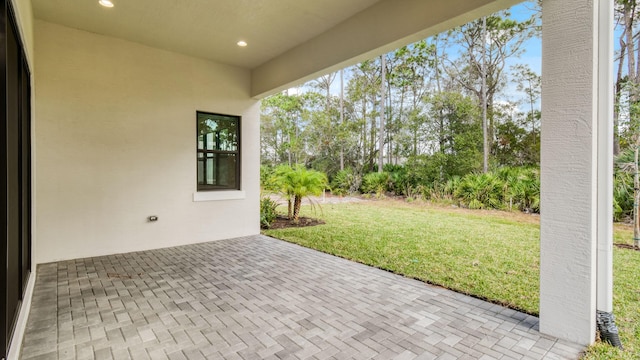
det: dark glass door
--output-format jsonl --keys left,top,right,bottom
{"left": 1, "top": 0, "right": 32, "bottom": 357}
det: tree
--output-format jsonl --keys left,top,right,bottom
{"left": 511, "top": 64, "right": 541, "bottom": 153}
{"left": 445, "top": 10, "right": 536, "bottom": 172}
{"left": 259, "top": 2, "right": 542, "bottom": 187}
{"left": 388, "top": 40, "right": 435, "bottom": 159}
{"left": 261, "top": 93, "right": 306, "bottom": 166}
{"left": 614, "top": 0, "right": 640, "bottom": 155}
{"left": 273, "top": 165, "right": 328, "bottom": 222}
{"left": 416, "top": 91, "right": 483, "bottom": 181}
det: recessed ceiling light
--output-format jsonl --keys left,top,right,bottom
{"left": 99, "top": 0, "right": 114, "bottom": 8}
{"left": 237, "top": 41, "right": 248, "bottom": 47}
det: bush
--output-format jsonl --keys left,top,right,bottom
{"left": 497, "top": 167, "right": 540, "bottom": 213}
{"left": 614, "top": 171, "right": 634, "bottom": 221}
{"left": 260, "top": 196, "right": 279, "bottom": 229}
{"left": 331, "top": 169, "right": 360, "bottom": 196}
{"left": 455, "top": 173, "right": 505, "bottom": 210}
{"left": 384, "top": 164, "right": 414, "bottom": 196}
{"left": 260, "top": 165, "right": 278, "bottom": 192}
{"left": 361, "top": 172, "right": 390, "bottom": 197}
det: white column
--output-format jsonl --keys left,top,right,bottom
{"left": 540, "top": 0, "right": 613, "bottom": 345}
{"left": 596, "top": 0, "right": 614, "bottom": 316}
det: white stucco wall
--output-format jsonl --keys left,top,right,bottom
{"left": 539, "top": 0, "right": 609, "bottom": 345}
{"left": 34, "top": 20, "right": 260, "bottom": 263}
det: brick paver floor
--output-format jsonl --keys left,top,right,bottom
{"left": 20, "top": 235, "right": 584, "bottom": 359}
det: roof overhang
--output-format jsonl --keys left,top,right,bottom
{"left": 31, "top": 0, "right": 522, "bottom": 99}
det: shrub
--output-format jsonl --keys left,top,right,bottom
{"left": 498, "top": 167, "right": 540, "bottom": 213}
{"left": 331, "top": 169, "right": 360, "bottom": 196}
{"left": 260, "top": 165, "right": 278, "bottom": 192}
{"left": 384, "top": 164, "right": 413, "bottom": 196}
{"left": 455, "top": 173, "right": 505, "bottom": 210}
{"left": 260, "top": 196, "right": 279, "bottom": 229}
{"left": 361, "top": 172, "right": 390, "bottom": 197}
{"left": 614, "top": 171, "right": 634, "bottom": 221}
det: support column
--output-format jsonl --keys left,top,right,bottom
{"left": 540, "top": 0, "right": 613, "bottom": 345}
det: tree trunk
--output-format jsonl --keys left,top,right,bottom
{"left": 614, "top": 26, "right": 627, "bottom": 156}
{"left": 634, "top": 145, "right": 639, "bottom": 248}
{"left": 626, "top": 4, "right": 636, "bottom": 83}
{"left": 481, "top": 16, "right": 489, "bottom": 173}
{"left": 340, "top": 69, "right": 345, "bottom": 171}
{"left": 287, "top": 198, "right": 293, "bottom": 220}
{"left": 378, "top": 55, "right": 386, "bottom": 173}
{"left": 293, "top": 195, "right": 302, "bottom": 222}
{"left": 362, "top": 98, "right": 367, "bottom": 170}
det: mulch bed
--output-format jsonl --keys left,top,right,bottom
{"left": 266, "top": 215, "right": 325, "bottom": 230}
{"left": 614, "top": 243, "right": 640, "bottom": 252}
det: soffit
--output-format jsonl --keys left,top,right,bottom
{"left": 31, "top": 0, "right": 383, "bottom": 69}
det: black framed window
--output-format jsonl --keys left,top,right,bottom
{"left": 197, "top": 112, "right": 240, "bottom": 191}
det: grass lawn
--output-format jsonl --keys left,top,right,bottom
{"left": 262, "top": 199, "right": 640, "bottom": 359}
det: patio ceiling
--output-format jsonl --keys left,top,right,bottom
{"left": 31, "top": 0, "right": 521, "bottom": 97}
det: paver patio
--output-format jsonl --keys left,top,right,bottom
{"left": 19, "top": 235, "right": 584, "bottom": 359}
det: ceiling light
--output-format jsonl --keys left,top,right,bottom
{"left": 237, "top": 41, "right": 248, "bottom": 47}
{"left": 99, "top": 0, "right": 114, "bottom": 8}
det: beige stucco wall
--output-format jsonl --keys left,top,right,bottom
{"left": 34, "top": 20, "right": 260, "bottom": 263}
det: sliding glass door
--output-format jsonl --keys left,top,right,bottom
{"left": 1, "top": 0, "right": 32, "bottom": 357}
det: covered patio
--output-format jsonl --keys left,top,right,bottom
{"left": 20, "top": 236, "right": 583, "bottom": 359}
{"left": 2, "top": 0, "right": 617, "bottom": 358}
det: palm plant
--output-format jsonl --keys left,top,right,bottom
{"left": 273, "top": 165, "right": 327, "bottom": 221}
{"left": 455, "top": 172, "right": 504, "bottom": 209}
{"left": 499, "top": 167, "right": 540, "bottom": 213}
{"left": 361, "top": 172, "right": 390, "bottom": 197}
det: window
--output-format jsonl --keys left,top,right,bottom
{"left": 197, "top": 112, "right": 240, "bottom": 191}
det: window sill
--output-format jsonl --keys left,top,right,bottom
{"left": 193, "top": 190, "right": 246, "bottom": 202}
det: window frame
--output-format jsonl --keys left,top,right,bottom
{"left": 196, "top": 111, "right": 241, "bottom": 191}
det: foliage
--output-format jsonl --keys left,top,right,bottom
{"left": 354, "top": 165, "right": 540, "bottom": 214}
{"left": 383, "top": 164, "right": 413, "bottom": 196}
{"left": 361, "top": 172, "right": 391, "bottom": 197}
{"left": 259, "top": 197, "right": 279, "bottom": 229}
{"left": 330, "top": 169, "right": 360, "bottom": 196}
{"left": 493, "top": 112, "right": 540, "bottom": 167}
{"left": 260, "top": 3, "right": 542, "bottom": 179}
{"left": 614, "top": 148, "right": 638, "bottom": 221}
{"left": 260, "top": 165, "right": 278, "bottom": 192}
{"left": 614, "top": 171, "right": 634, "bottom": 222}
{"left": 421, "top": 92, "right": 484, "bottom": 180}
{"left": 496, "top": 167, "right": 540, "bottom": 213}
{"left": 271, "top": 165, "right": 328, "bottom": 221}
{"left": 454, "top": 172, "right": 505, "bottom": 209}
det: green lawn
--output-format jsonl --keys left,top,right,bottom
{"left": 262, "top": 199, "right": 640, "bottom": 359}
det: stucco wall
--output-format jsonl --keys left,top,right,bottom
{"left": 539, "top": 0, "right": 600, "bottom": 345}
{"left": 34, "top": 20, "right": 260, "bottom": 263}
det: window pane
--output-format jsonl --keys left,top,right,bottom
{"left": 197, "top": 113, "right": 238, "bottom": 151}
{"left": 197, "top": 159, "right": 204, "bottom": 184}
{"left": 217, "top": 154, "right": 236, "bottom": 186}
{"left": 196, "top": 112, "right": 240, "bottom": 191}
{"left": 206, "top": 156, "right": 215, "bottom": 185}
{"left": 197, "top": 134, "right": 204, "bottom": 150}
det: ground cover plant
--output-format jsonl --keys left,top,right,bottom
{"left": 262, "top": 200, "right": 640, "bottom": 359}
